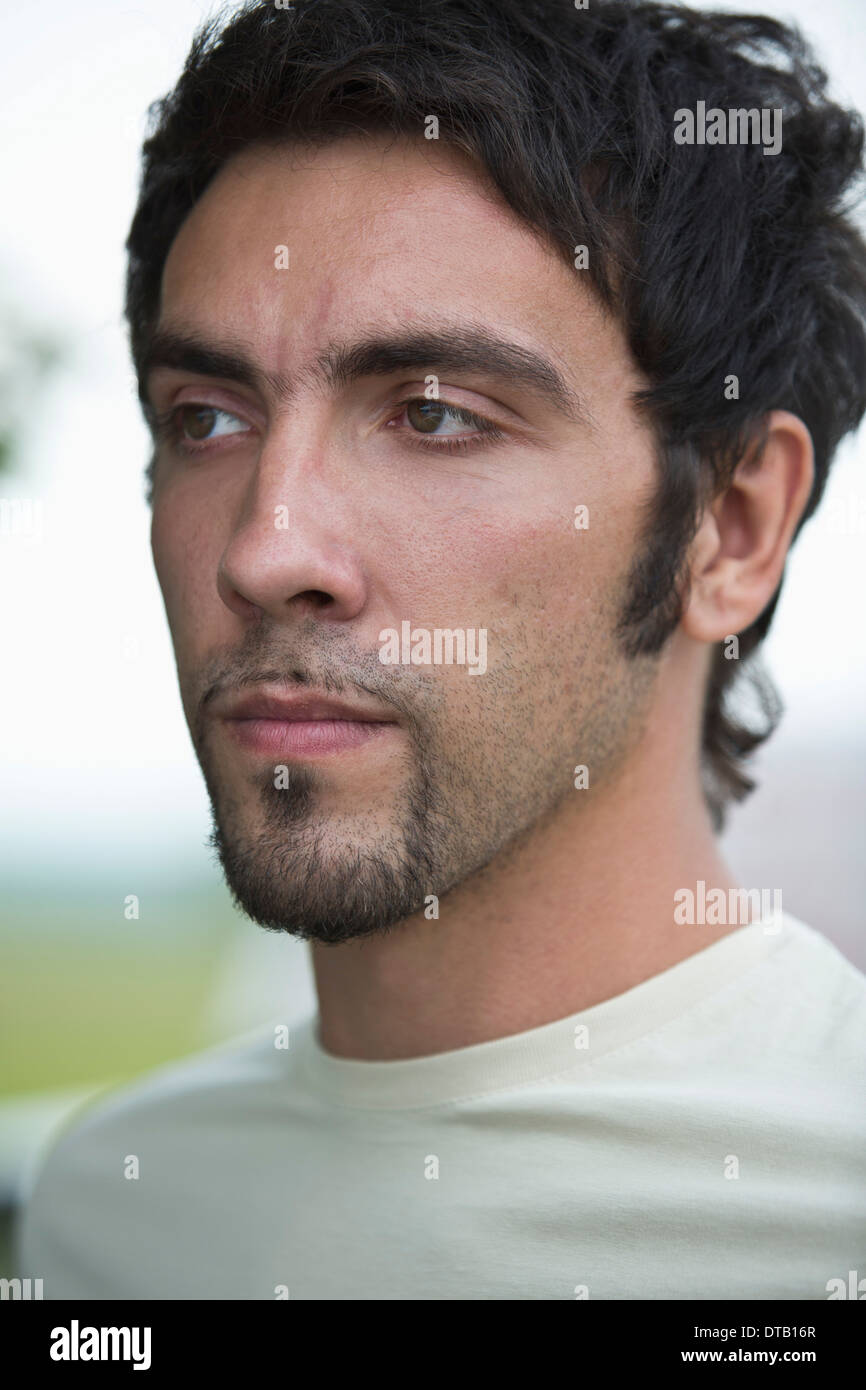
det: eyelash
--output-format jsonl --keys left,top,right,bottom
{"left": 150, "top": 405, "right": 248, "bottom": 457}
{"left": 150, "top": 397, "right": 507, "bottom": 457}
{"left": 390, "top": 397, "right": 508, "bottom": 454}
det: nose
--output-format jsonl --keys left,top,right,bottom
{"left": 216, "top": 426, "right": 368, "bottom": 625}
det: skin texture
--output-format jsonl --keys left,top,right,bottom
{"left": 148, "top": 135, "right": 814, "bottom": 1059}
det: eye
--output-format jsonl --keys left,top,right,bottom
{"left": 389, "top": 397, "right": 506, "bottom": 452}
{"left": 150, "top": 401, "right": 253, "bottom": 458}
{"left": 175, "top": 404, "right": 248, "bottom": 442}
{"left": 406, "top": 399, "right": 469, "bottom": 435}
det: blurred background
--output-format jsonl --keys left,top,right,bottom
{"left": 1, "top": 0, "right": 865, "bottom": 1280}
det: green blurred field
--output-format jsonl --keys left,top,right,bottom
{"left": 1, "top": 882, "right": 238, "bottom": 1096}
{"left": 0, "top": 879, "right": 248, "bottom": 1280}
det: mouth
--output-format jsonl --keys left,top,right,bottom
{"left": 216, "top": 690, "right": 399, "bottom": 759}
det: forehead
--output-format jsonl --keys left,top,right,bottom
{"left": 158, "top": 135, "right": 623, "bottom": 388}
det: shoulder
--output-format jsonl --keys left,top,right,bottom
{"left": 15, "top": 1019, "right": 303, "bottom": 1274}
{"left": 30, "top": 1020, "right": 291, "bottom": 1159}
{"left": 747, "top": 913, "right": 866, "bottom": 1053}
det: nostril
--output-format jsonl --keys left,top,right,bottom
{"left": 292, "top": 589, "right": 333, "bottom": 610}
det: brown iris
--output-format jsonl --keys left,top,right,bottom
{"left": 406, "top": 399, "right": 446, "bottom": 433}
{"left": 179, "top": 405, "right": 217, "bottom": 440}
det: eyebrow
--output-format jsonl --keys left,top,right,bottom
{"left": 140, "top": 323, "right": 588, "bottom": 424}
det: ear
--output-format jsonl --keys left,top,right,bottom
{"left": 681, "top": 411, "right": 814, "bottom": 644}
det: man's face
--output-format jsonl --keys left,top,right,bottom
{"left": 148, "top": 136, "right": 663, "bottom": 942}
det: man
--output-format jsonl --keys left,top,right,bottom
{"left": 17, "top": 0, "right": 866, "bottom": 1299}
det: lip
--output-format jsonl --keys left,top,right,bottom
{"left": 215, "top": 688, "right": 399, "bottom": 758}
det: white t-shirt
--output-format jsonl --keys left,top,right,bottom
{"left": 16, "top": 914, "right": 866, "bottom": 1300}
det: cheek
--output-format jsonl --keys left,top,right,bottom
{"left": 151, "top": 503, "right": 186, "bottom": 618}
{"left": 471, "top": 508, "right": 617, "bottom": 636}
{"left": 422, "top": 441, "right": 647, "bottom": 630}
{"left": 150, "top": 500, "right": 216, "bottom": 639}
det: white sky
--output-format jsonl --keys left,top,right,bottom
{"left": 1, "top": 0, "right": 864, "bottom": 879}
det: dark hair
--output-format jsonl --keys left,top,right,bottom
{"left": 125, "top": 0, "right": 866, "bottom": 829}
